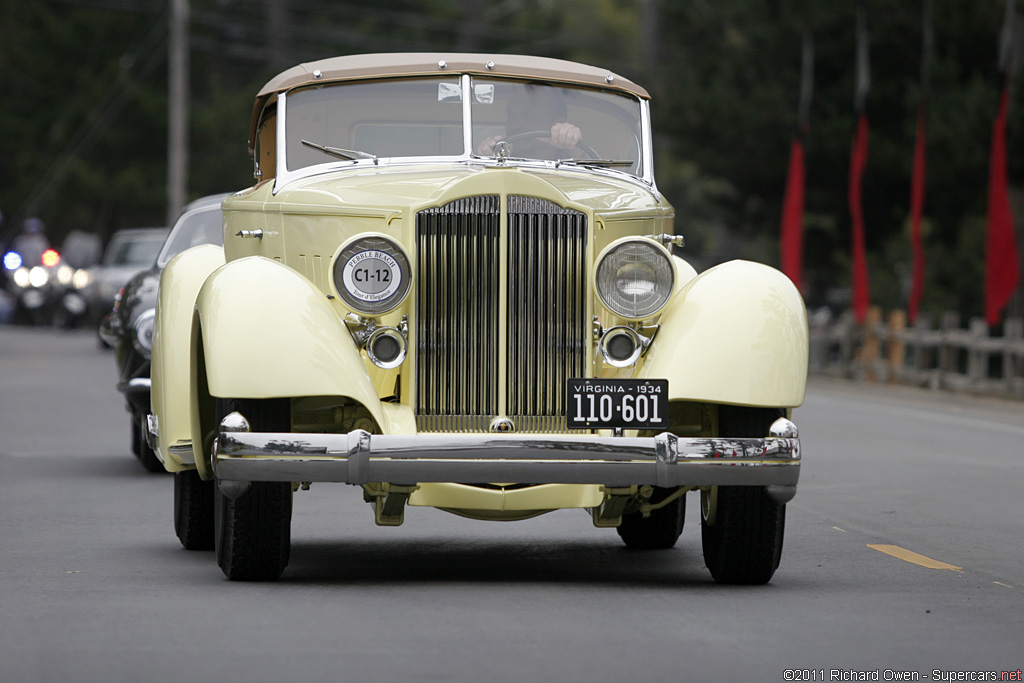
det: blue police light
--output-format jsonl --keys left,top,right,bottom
{"left": 3, "top": 251, "right": 23, "bottom": 270}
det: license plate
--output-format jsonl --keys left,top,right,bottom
{"left": 567, "top": 379, "right": 669, "bottom": 430}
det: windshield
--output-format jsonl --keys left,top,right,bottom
{"left": 157, "top": 207, "right": 224, "bottom": 268}
{"left": 284, "top": 76, "right": 645, "bottom": 177}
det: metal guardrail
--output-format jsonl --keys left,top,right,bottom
{"left": 809, "top": 307, "right": 1024, "bottom": 399}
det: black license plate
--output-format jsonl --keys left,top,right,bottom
{"left": 566, "top": 379, "right": 669, "bottom": 430}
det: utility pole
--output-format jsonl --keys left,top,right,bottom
{"left": 167, "top": 0, "right": 189, "bottom": 225}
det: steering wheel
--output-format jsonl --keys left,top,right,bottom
{"left": 501, "top": 130, "right": 600, "bottom": 160}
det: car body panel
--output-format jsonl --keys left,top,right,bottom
{"left": 152, "top": 244, "right": 225, "bottom": 473}
{"left": 639, "top": 260, "right": 808, "bottom": 407}
{"left": 192, "top": 255, "right": 387, "bottom": 429}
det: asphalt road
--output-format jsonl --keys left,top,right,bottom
{"left": 1, "top": 326, "right": 1022, "bottom": 683}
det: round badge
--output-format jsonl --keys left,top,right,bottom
{"left": 340, "top": 250, "right": 403, "bottom": 304}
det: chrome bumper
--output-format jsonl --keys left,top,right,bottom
{"left": 213, "top": 415, "right": 801, "bottom": 489}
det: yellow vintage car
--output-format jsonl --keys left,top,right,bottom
{"left": 149, "top": 53, "right": 807, "bottom": 583}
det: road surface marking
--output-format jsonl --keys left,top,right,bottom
{"left": 993, "top": 581, "right": 1013, "bottom": 588}
{"left": 833, "top": 526, "right": 847, "bottom": 532}
{"left": 867, "top": 544, "right": 962, "bottom": 571}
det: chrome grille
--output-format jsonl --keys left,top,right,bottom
{"left": 416, "top": 196, "right": 500, "bottom": 432}
{"left": 415, "top": 195, "right": 588, "bottom": 433}
{"left": 506, "top": 196, "right": 588, "bottom": 431}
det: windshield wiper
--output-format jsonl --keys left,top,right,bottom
{"left": 301, "top": 139, "right": 378, "bottom": 164}
{"left": 557, "top": 158, "right": 634, "bottom": 168}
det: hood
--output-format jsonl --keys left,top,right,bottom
{"left": 264, "top": 165, "right": 670, "bottom": 219}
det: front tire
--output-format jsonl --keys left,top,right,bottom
{"left": 617, "top": 487, "right": 685, "bottom": 549}
{"left": 701, "top": 406, "right": 787, "bottom": 585}
{"left": 213, "top": 398, "right": 293, "bottom": 581}
{"left": 174, "top": 469, "right": 215, "bottom": 550}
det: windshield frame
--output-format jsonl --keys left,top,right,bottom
{"left": 272, "top": 74, "right": 655, "bottom": 194}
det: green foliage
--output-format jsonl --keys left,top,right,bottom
{"left": 0, "top": 0, "right": 1019, "bottom": 320}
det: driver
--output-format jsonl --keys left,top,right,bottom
{"left": 475, "top": 85, "right": 581, "bottom": 159}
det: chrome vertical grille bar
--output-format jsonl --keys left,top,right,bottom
{"left": 506, "top": 196, "right": 587, "bottom": 431}
{"left": 416, "top": 195, "right": 499, "bottom": 432}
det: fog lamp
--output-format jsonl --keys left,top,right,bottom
{"left": 366, "top": 326, "right": 407, "bottom": 369}
{"left": 599, "top": 326, "right": 643, "bottom": 367}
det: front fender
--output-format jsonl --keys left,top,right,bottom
{"left": 151, "top": 245, "right": 225, "bottom": 472}
{"left": 640, "top": 260, "right": 808, "bottom": 407}
{"left": 192, "top": 255, "right": 385, "bottom": 435}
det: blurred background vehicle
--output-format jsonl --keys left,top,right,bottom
{"left": 99, "top": 194, "right": 226, "bottom": 472}
{"left": 2, "top": 217, "right": 62, "bottom": 326}
{"left": 51, "top": 230, "right": 103, "bottom": 328}
{"left": 87, "top": 227, "right": 168, "bottom": 340}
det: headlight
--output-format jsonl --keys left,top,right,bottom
{"left": 57, "top": 265, "right": 74, "bottom": 286}
{"left": 595, "top": 238, "right": 675, "bottom": 319}
{"left": 132, "top": 309, "right": 156, "bottom": 358}
{"left": 332, "top": 236, "right": 411, "bottom": 315}
{"left": 12, "top": 267, "right": 30, "bottom": 288}
{"left": 72, "top": 269, "right": 92, "bottom": 289}
{"left": 28, "top": 266, "right": 49, "bottom": 288}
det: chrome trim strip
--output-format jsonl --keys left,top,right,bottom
{"left": 168, "top": 442, "right": 195, "bottom": 464}
{"left": 214, "top": 420, "right": 801, "bottom": 489}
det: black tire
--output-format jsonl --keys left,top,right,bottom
{"left": 130, "top": 411, "right": 141, "bottom": 457}
{"left": 174, "top": 469, "right": 215, "bottom": 550}
{"left": 136, "top": 412, "right": 165, "bottom": 473}
{"left": 617, "top": 487, "right": 685, "bottom": 549}
{"left": 214, "top": 398, "right": 293, "bottom": 581}
{"left": 701, "top": 406, "right": 786, "bottom": 585}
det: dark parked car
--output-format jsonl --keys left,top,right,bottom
{"left": 100, "top": 194, "right": 226, "bottom": 471}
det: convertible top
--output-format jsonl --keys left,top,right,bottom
{"left": 248, "top": 53, "right": 649, "bottom": 157}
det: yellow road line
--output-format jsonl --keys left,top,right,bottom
{"left": 867, "top": 544, "right": 962, "bottom": 571}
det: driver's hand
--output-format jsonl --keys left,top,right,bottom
{"left": 549, "top": 122, "right": 581, "bottom": 150}
{"left": 476, "top": 136, "right": 502, "bottom": 155}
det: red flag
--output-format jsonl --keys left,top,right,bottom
{"left": 908, "top": 103, "right": 927, "bottom": 323}
{"left": 848, "top": 114, "right": 871, "bottom": 323}
{"left": 780, "top": 136, "right": 805, "bottom": 292}
{"left": 985, "top": 86, "right": 1020, "bottom": 326}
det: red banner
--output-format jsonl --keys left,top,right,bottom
{"left": 985, "top": 87, "right": 1020, "bottom": 326}
{"left": 780, "top": 137, "right": 805, "bottom": 292}
{"left": 909, "top": 103, "right": 927, "bottom": 323}
{"left": 848, "top": 114, "right": 871, "bottom": 324}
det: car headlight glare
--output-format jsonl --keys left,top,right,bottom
{"left": 57, "top": 265, "right": 74, "bottom": 286}
{"left": 72, "top": 269, "right": 92, "bottom": 290}
{"left": 595, "top": 239, "right": 674, "bottom": 319}
{"left": 132, "top": 309, "right": 156, "bottom": 358}
{"left": 333, "top": 236, "right": 411, "bottom": 315}
{"left": 28, "top": 266, "right": 49, "bottom": 288}
{"left": 12, "top": 267, "right": 30, "bottom": 288}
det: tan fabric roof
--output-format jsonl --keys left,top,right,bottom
{"left": 248, "top": 52, "right": 649, "bottom": 155}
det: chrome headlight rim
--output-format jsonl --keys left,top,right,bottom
{"left": 132, "top": 308, "right": 156, "bottom": 358}
{"left": 332, "top": 235, "right": 411, "bottom": 316}
{"left": 594, "top": 237, "right": 675, "bottom": 320}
